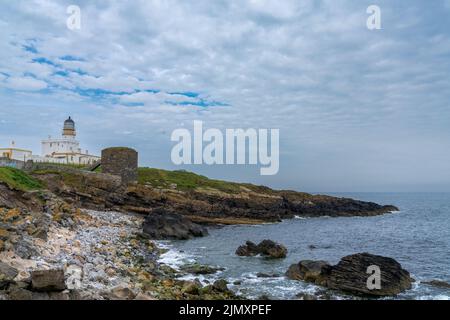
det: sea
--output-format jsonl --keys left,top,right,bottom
{"left": 158, "top": 193, "right": 450, "bottom": 300}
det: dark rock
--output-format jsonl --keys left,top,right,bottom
{"left": 236, "top": 241, "right": 259, "bottom": 256}
{"left": 257, "top": 240, "right": 288, "bottom": 259}
{"left": 286, "top": 260, "right": 330, "bottom": 284}
{"left": 287, "top": 253, "right": 412, "bottom": 297}
{"left": 142, "top": 208, "right": 208, "bottom": 240}
{"left": 236, "top": 240, "right": 287, "bottom": 259}
{"left": 182, "top": 281, "right": 201, "bottom": 295}
{"left": 325, "top": 253, "right": 412, "bottom": 296}
{"left": 212, "top": 279, "right": 229, "bottom": 292}
{"left": 0, "top": 262, "right": 18, "bottom": 290}
{"left": 422, "top": 280, "right": 450, "bottom": 289}
{"left": 31, "top": 269, "right": 66, "bottom": 292}
{"left": 8, "top": 288, "right": 34, "bottom": 300}
{"left": 296, "top": 292, "right": 318, "bottom": 300}
{"left": 180, "top": 263, "right": 225, "bottom": 275}
{"left": 256, "top": 272, "right": 280, "bottom": 278}
{"left": 308, "top": 244, "right": 332, "bottom": 250}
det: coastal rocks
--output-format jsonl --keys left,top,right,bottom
{"left": 65, "top": 265, "right": 83, "bottom": 290}
{"left": 286, "top": 253, "right": 412, "bottom": 297}
{"left": 212, "top": 279, "right": 229, "bottom": 292}
{"left": 31, "top": 269, "right": 66, "bottom": 292}
{"left": 286, "top": 260, "right": 330, "bottom": 284}
{"left": 182, "top": 281, "right": 201, "bottom": 295}
{"left": 422, "top": 280, "right": 450, "bottom": 289}
{"left": 108, "top": 285, "right": 136, "bottom": 300}
{"left": 256, "top": 272, "right": 280, "bottom": 278}
{"left": 0, "top": 262, "right": 18, "bottom": 289}
{"left": 142, "top": 208, "right": 208, "bottom": 240}
{"left": 180, "top": 263, "right": 225, "bottom": 275}
{"left": 236, "top": 240, "right": 287, "bottom": 259}
{"left": 325, "top": 253, "right": 412, "bottom": 296}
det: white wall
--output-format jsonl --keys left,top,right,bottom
{"left": 42, "top": 137, "right": 81, "bottom": 157}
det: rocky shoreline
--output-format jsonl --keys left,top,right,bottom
{"left": 0, "top": 167, "right": 404, "bottom": 300}
{"left": 0, "top": 207, "right": 238, "bottom": 300}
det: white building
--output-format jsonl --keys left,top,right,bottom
{"left": 38, "top": 117, "right": 100, "bottom": 165}
{"left": 0, "top": 141, "right": 32, "bottom": 161}
{"left": 1, "top": 117, "right": 100, "bottom": 165}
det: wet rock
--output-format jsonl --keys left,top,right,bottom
{"left": 180, "top": 263, "right": 225, "bottom": 275}
{"left": 308, "top": 244, "right": 332, "bottom": 250}
{"left": 257, "top": 240, "right": 288, "bottom": 258}
{"left": 182, "top": 281, "right": 201, "bottom": 295}
{"left": 142, "top": 208, "right": 208, "bottom": 240}
{"left": 31, "top": 269, "right": 66, "bottom": 292}
{"left": 212, "top": 279, "right": 229, "bottom": 292}
{"left": 296, "top": 292, "right": 318, "bottom": 300}
{"left": 422, "top": 280, "right": 450, "bottom": 289}
{"left": 236, "top": 241, "right": 259, "bottom": 256}
{"left": 325, "top": 253, "right": 412, "bottom": 296}
{"left": 236, "top": 240, "right": 287, "bottom": 259}
{"left": 256, "top": 272, "right": 280, "bottom": 278}
{"left": 286, "top": 260, "right": 330, "bottom": 284}
{"left": 287, "top": 253, "right": 413, "bottom": 297}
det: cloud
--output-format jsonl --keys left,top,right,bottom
{"left": 0, "top": 0, "right": 450, "bottom": 191}
{"left": 2, "top": 76, "right": 48, "bottom": 91}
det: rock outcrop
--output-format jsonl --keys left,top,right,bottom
{"left": 28, "top": 168, "right": 399, "bottom": 224}
{"left": 286, "top": 260, "right": 330, "bottom": 283}
{"left": 421, "top": 280, "right": 450, "bottom": 289}
{"left": 236, "top": 240, "right": 287, "bottom": 259}
{"left": 0, "top": 262, "right": 18, "bottom": 290}
{"left": 286, "top": 253, "right": 413, "bottom": 297}
{"left": 31, "top": 269, "right": 66, "bottom": 292}
{"left": 142, "top": 208, "right": 208, "bottom": 240}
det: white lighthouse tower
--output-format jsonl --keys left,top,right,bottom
{"left": 39, "top": 117, "right": 100, "bottom": 165}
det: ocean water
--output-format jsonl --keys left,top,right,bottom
{"left": 159, "top": 193, "right": 450, "bottom": 300}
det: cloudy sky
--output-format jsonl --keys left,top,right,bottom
{"left": 1, "top": 0, "right": 450, "bottom": 192}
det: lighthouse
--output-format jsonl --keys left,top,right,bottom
{"left": 62, "top": 116, "right": 76, "bottom": 138}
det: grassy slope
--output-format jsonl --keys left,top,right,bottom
{"left": 0, "top": 167, "right": 43, "bottom": 191}
{"left": 138, "top": 167, "right": 275, "bottom": 194}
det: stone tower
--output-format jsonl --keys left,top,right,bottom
{"left": 101, "top": 147, "right": 138, "bottom": 184}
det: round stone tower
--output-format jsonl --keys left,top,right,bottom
{"left": 62, "top": 116, "right": 76, "bottom": 138}
{"left": 101, "top": 147, "right": 138, "bottom": 184}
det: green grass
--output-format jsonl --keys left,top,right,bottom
{"left": 138, "top": 167, "right": 245, "bottom": 193}
{"left": 33, "top": 162, "right": 90, "bottom": 169}
{"left": 0, "top": 167, "right": 43, "bottom": 191}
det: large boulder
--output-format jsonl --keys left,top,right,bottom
{"left": 286, "top": 253, "right": 413, "bottom": 297}
{"left": 143, "top": 208, "right": 208, "bottom": 240}
{"left": 236, "top": 240, "right": 287, "bottom": 259}
{"left": 31, "top": 269, "right": 66, "bottom": 292}
{"left": 324, "top": 253, "right": 412, "bottom": 296}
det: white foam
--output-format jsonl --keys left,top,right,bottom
{"left": 156, "top": 241, "right": 195, "bottom": 270}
